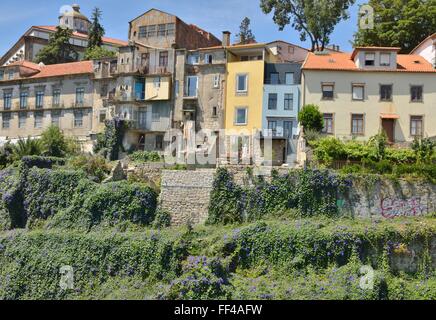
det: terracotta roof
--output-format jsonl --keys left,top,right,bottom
{"left": 31, "top": 61, "right": 93, "bottom": 79}
{"left": 303, "top": 51, "right": 436, "bottom": 73}
{"left": 7, "top": 60, "right": 41, "bottom": 70}
{"left": 410, "top": 33, "right": 436, "bottom": 54}
{"left": 33, "top": 26, "right": 128, "bottom": 46}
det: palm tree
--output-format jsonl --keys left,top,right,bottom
{"left": 12, "top": 137, "right": 44, "bottom": 160}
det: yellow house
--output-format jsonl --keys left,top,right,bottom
{"left": 224, "top": 43, "right": 277, "bottom": 132}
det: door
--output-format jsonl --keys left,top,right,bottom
{"left": 382, "top": 119, "right": 395, "bottom": 143}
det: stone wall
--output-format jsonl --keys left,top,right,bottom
{"left": 340, "top": 177, "right": 436, "bottom": 219}
{"left": 160, "top": 169, "right": 215, "bottom": 226}
{"left": 161, "top": 167, "right": 436, "bottom": 226}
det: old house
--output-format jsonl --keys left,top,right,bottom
{"left": 0, "top": 60, "right": 106, "bottom": 150}
{"left": 107, "top": 9, "right": 222, "bottom": 152}
{"left": 302, "top": 47, "right": 436, "bottom": 143}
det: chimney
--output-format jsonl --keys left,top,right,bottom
{"left": 222, "top": 31, "right": 231, "bottom": 47}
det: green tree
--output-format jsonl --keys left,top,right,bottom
{"left": 354, "top": 0, "right": 436, "bottom": 53}
{"left": 260, "top": 0, "right": 356, "bottom": 51}
{"left": 236, "top": 17, "right": 256, "bottom": 44}
{"left": 299, "top": 104, "right": 324, "bottom": 132}
{"left": 35, "top": 27, "right": 79, "bottom": 64}
{"left": 40, "top": 125, "right": 70, "bottom": 157}
{"left": 84, "top": 46, "right": 116, "bottom": 60}
{"left": 88, "top": 7, "right": 105, "bottom": 48}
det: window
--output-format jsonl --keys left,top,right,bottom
{"left": 34, "top": 111, "right": 43, "bottom": 129}
{"left": 153, "top": 77, "right": 161, "bottom": 89}
{"left": 186, "top": 76, "right": 198, "bottom": 97}
{"left": 158, "top": 24, "right": 166, "bottom": 37}
{"left": 212, "top": 106, "right": 218, "bottom": 117}
{"left": 380, "top": 53, "right": 391, "bottom": 66}
{"left": 351, "top": 114, "right": 365, "bottom": 135}
{"left": 205, "top": 53, "right": 213, "bottom": 64}
{"left": 100, "top": 84, "right": 108, "bottom": 98}
{"left": 18, "top": 112, "right": 26, "bottom": 129}
{"left": 284, "top": 121, "right": 293, "bottom": 138}
{"left": 147, "top": 25, "right": 156, "bottom": 37}
{"left": 235, "top": 107, "right": 247, "bottom": 125}
{"left": 76, "top": 88, "right": 85, "bottom": 105}
{"left": 52, "top": 89, "right": 61, "bottom": 106}
{"left": 322, "top": 84, "right": 334, "bottom": 100}
{"left": 156, "top": 135, "right": 164, "bottom": 150}
{"left": 268, "top": 93, "right": 278, "bottom": 110}
{"left": 175, "top": 80, "right": 180, "bottom": 97}
{"left": 159, "top": 51, "right": 168, "bottom": 67}
{"left": 268, "top": 121, "right": 277, "bottom": 135}
{"left": 380, "top": 85, "right": 393, "bottom": 101}
{"left": 213, "top": 75, "right": 220, "bottom": 88}
{"left": 410, "top": 116, "right": 423, "bottom": 137}
{"left": 74, "top": 110, "right": 83, "bottom": 128}
{"left": 365, "top": 53, "right": 375, "bottom": 66}
{"left": 166, "top": 23, "right": 175, "bottom": 36}
{"left": 285, "top": 73, "right": 294, "bottom": 85}
{"left": 99, "top": 110, "right": 107, "bottom": 123}
{"left": 270, "top": 73, "right": 279, "bottom": 84}
{"left": 152, "top": 110, "right": 160, "bottom": 122}
{"left": 322, "top": 113, "right": 334, "bottom": 134}
{"left": 411, "top": 86, "right": 423, "bottom": 102}
{"left": 352, "top": 84, "right": 364, "bottom": 101}
{"left": 284, "top": 94, "right": 293, "bottom": 110}
{"left": 138, "top": 26, "right": 147, "bottom": 38}
{"left": 188, "top": 53, "right": 200, "bottom": 65}
{"left": 2, "top": 113, "right": 11, "bottom": 129}
{"left": 0, "top": 71, "right": 3, "bottom": 80}
{"left": 20, "top": 91, "right": 28, "bottom": 109}
{"left": 8, "top": 70, "right": 14, "bottom": 80}
{"left": 236, "top": 74, "right": 248, "bottom": 93}
{"left": 51, "top": 110, "right": 60, "bottom": 126}
{"left": 3, "top": 92, "right": 12, "bottom": 110}
{"left": 35, "top": 90, "right": 44, "bottom": 108}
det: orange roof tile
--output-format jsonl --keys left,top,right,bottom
{"left": 27, "top": 61, "right": 93, "bottom": 79}
{"left": 303, "top": 51, "right": 436, "bottom": 73}
{"left": 7, "top": 60, "right": 41, "bottom": 70}
{"left": 34, "top": 26, "right": 128, "bottom": 47}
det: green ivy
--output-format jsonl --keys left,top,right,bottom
{"left": 94, "top": 118, "right": 130, "bottom": 161}
{"left": 207, "top": 168, "right": 352, "bottom": 225}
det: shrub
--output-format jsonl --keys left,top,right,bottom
{"left": 79, "top": 181, "right": 158, "bottom": 228}
{"left": 412, "top": 138, "right": 435, "bottom": 164}
{"left": 129, "top": 151, "right": 161, "bottom": 163}
{"left": 23, "top": 168, "right": 87, "bottom": 228}
{"left": 40, "top": 125, "right": 70, "bottom": 157}
{"left": 153, "top": 209, "right": 172, "bottom": 229}
{"left": 94, "top": 118, "right": 129, "bottom": 161}
{"left": 311, "top": 137, "right": 347, "bottom": 165}
{"left": 0, "top": 142, "right": 14, "bottom": 168}
{"left": 298, "top": 104, "right": 324, "bottom": 132}
{"left": 67, "top": 154, "right": 110, "bottom": 182}
{"left": 21, "top": 156, "right": 66, "bottom": 169}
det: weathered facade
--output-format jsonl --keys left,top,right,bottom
{"left": 106, "top": 9, "right": 222, "bottom": 153}
{"left": 0, "top": 60, "right": 107, "bottom": 150}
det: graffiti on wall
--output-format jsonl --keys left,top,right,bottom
{"left": 380, "top": 197, "right": 428, "bottom": 219}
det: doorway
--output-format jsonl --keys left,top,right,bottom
{"left": 381, "top": 119, "right": 395, "bottom": 143}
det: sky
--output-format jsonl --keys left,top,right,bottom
{"left": 0, "top": 0, "right": 367, "bottom": 57}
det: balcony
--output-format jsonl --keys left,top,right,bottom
{"left": 261, "top": 129, "right": 293, "bottom": 140}
{"left": 94, "top": 60, "right": 118, "bottom": 78}
{"left": 117, "top": 63, "right": 170, "bottom": 76}
{"left": 71, "top": 100, "right": 92, "bottom": 108}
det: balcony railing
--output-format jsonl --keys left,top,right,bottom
{"left": 262, "top": 129, "right": 293, "bottom": 139}
{"left": 264, "top": 79, "right": 295, "bottom": 85}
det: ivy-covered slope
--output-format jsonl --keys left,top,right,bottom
{"left": 1, "top": 218, "right": 435, "bottom": 300}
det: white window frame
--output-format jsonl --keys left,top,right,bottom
{"left": 213, "top": 75, "right": 220, "bottom": 88}
{"left": 236, "top": 74, "right": 248, "bottom": 93}
{"left": 352, "top": 84, "right": 365, "bottom": 101}
{"left": 235, "top": 107, "right": 248, "bottom": 125}
{"left": 380, "top": 53, "right": 391, "bottom": 66}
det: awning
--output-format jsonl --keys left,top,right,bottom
{"left": 380, "top": 113, "right": 400, "bottom": 119}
